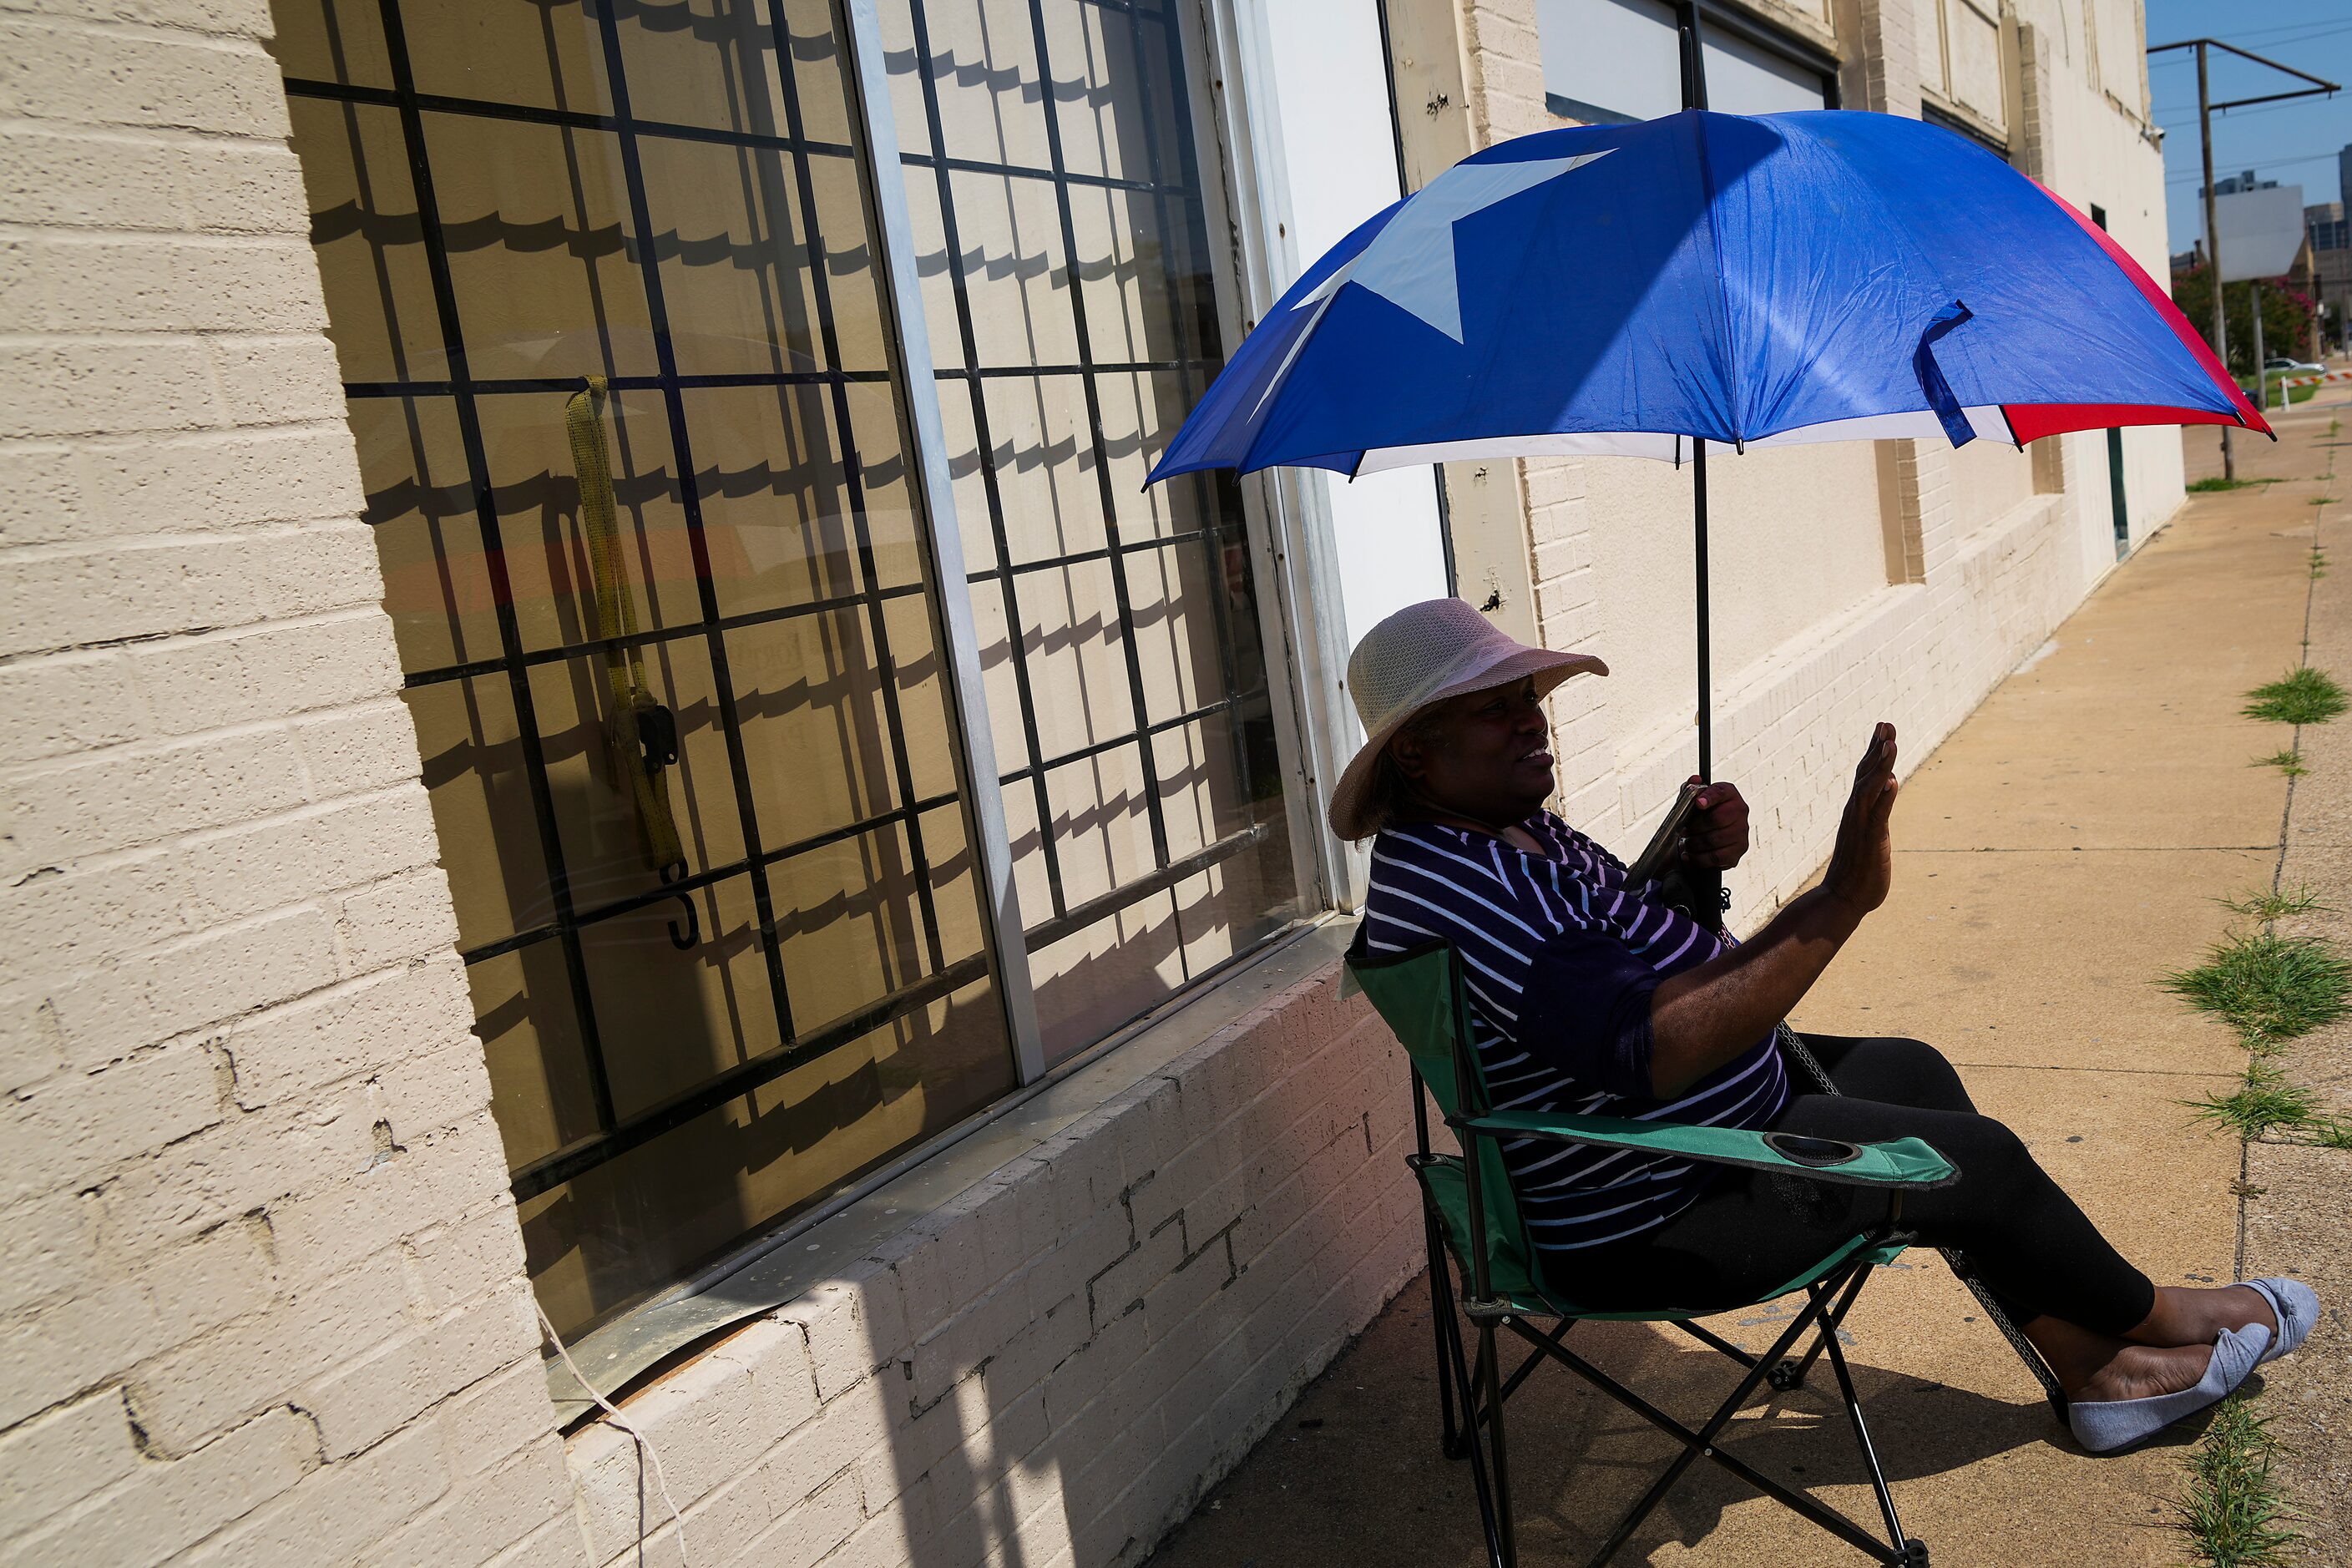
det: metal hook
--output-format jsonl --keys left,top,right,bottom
{"left": 660, "top": 862, "right": 698, "bottom": 951}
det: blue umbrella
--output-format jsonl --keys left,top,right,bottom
{"left": 1150, "top": 110, "right": 2260, "bottom": 479}
{"left": 1147, "top": 108, "right": 2263, "bottom": 867}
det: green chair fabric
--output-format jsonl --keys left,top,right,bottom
{"left": 1349, "top": 935, "right": 1955, "bottom": 1313}
{"left": 1415, "top": 1154, "right": 1909, "bottom": 1322}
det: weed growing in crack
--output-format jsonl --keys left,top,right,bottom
{"left": 2166, "top": 931, "right": 2352, "bottom": 1050}
{"left": 2185, "top": 1065, "right": 2323, "bottom": 1140}
{"left": 2250, "top": 750, "right": 2307, "bottom": 777}
{"left": 2242, "top": 667, "right": 2349, "bottom": 726}
{"left": 2218, "top": 885, "right": 2332, "bottom": 922}
{"left": 2169, "top": 1395, "right": 2304, "bottom": 1567}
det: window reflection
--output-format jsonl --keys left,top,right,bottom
{"left": 279, "top": 0, "right": 1012, "bottom": 1341}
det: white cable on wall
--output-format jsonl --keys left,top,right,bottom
{"left": 536, "top": 1301, "right": 695, "bottom": 1568}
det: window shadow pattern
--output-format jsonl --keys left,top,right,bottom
{"left": 275, "top": 0, "right": 1304, "bottom": 1338}
{"left": 279, "top": 0, "right": 1013, "bottom": 1339}
{"left": 885, "top": 0, "right": 1302, "bottom": 1064}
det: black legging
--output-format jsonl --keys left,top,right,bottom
{"left": 1555, "top": 1035, "right": 2157, "bottom": 1337}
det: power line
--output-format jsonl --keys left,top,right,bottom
{"left": 2164, "top": 149, "right": 2345, "bottom": 185}
{"left": 2149, "top": 19, "right": 2352, "bottom": 52}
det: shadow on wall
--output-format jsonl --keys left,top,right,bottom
{"left": 769, "top": 959, "right": 1426, "bottom": 1568}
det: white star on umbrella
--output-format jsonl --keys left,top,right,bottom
{"left": 1297, "top": 149, "right": 1616, "bottom": 341}
{"left": 1247, "top": 149, "right": 1614, "bottom": 424}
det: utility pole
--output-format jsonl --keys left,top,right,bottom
{"left": 2252, "top": 280, "right": 2268, "bottom": 411}
{"left": 2197, "top": 43, "right": 2230, "bottom": 475}
{"left": 2151, "top": 38, "right": 2339, "bottom": 476}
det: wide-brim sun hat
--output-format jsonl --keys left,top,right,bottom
{"left": 1328, "top": 597, "right": 1606, "bottom": 842}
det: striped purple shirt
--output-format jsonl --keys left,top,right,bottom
{"left": 1361, "top": 811, "right": 1788, "bottom": 1252}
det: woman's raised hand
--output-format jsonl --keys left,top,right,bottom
{"left": 1823, "top": 722, "right": 1899, "bottom": 918}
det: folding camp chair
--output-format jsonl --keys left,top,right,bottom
{"left": 1346, "top": 929, "right": 2070, "bottom": 1568}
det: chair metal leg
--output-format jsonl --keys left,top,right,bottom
{"left": 1582, "top": 1266, "right": 1859, "bottom": 1567}
{"left": 1783, "top": 1262, "right": 1876, "bottom": 1389}
{"left": 1818, "top": 1298, "right": 1928, "bottom": 1564}
{"left": 1673, "top": 1317, "right": 1761, "bottom": 1370}
{"left": 1436, "top": 1269, "right": 1510, "bottom": 1566}
{"left": 1506, "top": 1313, "right": 1908, "bottom": 1565}
{"left": 1479, "top": 1319, "right": 1518, "bottom": 1568}
{"left": 1424, "top": 1203, "right": 1460, "bottom": 1458}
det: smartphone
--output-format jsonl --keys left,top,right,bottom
{"left": 1626, "top": 780, "right": 1705, "bottom": 887}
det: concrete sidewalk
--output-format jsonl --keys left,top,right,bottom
{"left": 2235, "top": 382, "right": 2352, "bottom": 1557}
{"left": 1149, "top": 392, "right": 2350, "bottom": 1567}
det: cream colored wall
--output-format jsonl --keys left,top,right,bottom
{"left": 1586, "top": 440, "right": 1892, "bottom": 769}
{"left": 0, "top": 2, "right": 577, "bottom": 1560}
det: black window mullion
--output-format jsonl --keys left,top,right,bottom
{"left": 904, "top": 0, "right": 1071, "bottom": 923}
{"left": 343, "top": 369, "right": 892, "bottom": 397}
{"left": 765, "top": 0, "right": 947, "bottom": 978}
{"left": 1125, "top": 0, "right": 1255, "bottom": 857}
{"left": 903, "top": 147, "right": 1187, "bottom": 199}
{"left": 589, "top": 3, "right": 802, "bottom": 1044}
{"left": 367, "top": 0, "right": 621, "bottom": 1136}
{"left": 461, "top": 781, "right": 962, "bottom": 969}
{"left": 1021, "top": 0, "right": 1173, "bottom": 874}
{"left": 397, "top": 579, "right": 930, "bottom": 690}
{"left": 282, "top": 73, "right": 855, "bottom": 162}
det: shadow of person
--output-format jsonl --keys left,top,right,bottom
{"left": 1145, "top": 1269, "right": 2214, "bottom": 1568}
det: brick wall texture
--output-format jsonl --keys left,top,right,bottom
{"left": 0, "top": 1, "right": 570, "bottom": 1561}
{"left": 0, "top": 1, "right": 2171, "bottom": 1565}
{"left": 555, "top": 971, "right": 1419, "bottom": 1568}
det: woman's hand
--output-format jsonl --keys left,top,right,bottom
{"left": 1649, "top": 729, "right": 1894, "bottom": 1095}
{"left": 1822, "top": 722, "right": 1899, "bottom": 918}
{"left": 1680, "top": 777, "right": 1750, "bottom": 869}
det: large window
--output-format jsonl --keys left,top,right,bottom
{"left": 1535, "top": 0, "right": 1835, "bottom": 124}
{"left": 274, "top": 0, "right": 1304, "bottom": 1341}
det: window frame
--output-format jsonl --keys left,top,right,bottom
{"left": 850, "top": 0, "right": 1338, "bottom": 1084}
{"left": 281, "top": 0, "right": 1348, "bottom": 1342}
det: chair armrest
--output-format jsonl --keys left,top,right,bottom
{"left": 1456, "top": 1110, "right": 1958, "bottom": 1190}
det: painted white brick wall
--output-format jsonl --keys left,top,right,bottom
{"left": 0, "top": 3, "right": 579, "bottom": 1563}
{"left": 554, "top": 966, "right": 1419, "bottom": 1568}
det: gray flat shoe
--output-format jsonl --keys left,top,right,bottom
{"left": 2243, "top": 1277, "right": 2319, "bottom": 1363}
{"left": 2066, "top": 1323, "right": 2270, "bottom": 1455}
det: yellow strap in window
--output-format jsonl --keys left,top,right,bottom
{"left": 565, "top": 376, "right": 686, "bottom": 881}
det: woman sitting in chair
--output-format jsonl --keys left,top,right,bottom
{"left": 1341, "top": 596, "right": 2318, "bottom": 1454}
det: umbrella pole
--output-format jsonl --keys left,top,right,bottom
{"left": 1692, "top": 438, "right": 1723, "bottom": 928}
{"left": 1677, "top": 4, "right": 1723, "bottom": 930}
{"left": 1693, "top": 437, "right": 1712, "bottom": 782}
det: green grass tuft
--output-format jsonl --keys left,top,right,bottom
{"left": 2250, "top": 750, "right": 2308, "bottom": 777}
{"left": 2188, "top": 476, "right": 2255, "bottom": 493}
{"left": 2170, "top": 1395, "right": 2303, "bottom": 1566}
{"left": 2166, "top": 932, "right": 2352, "bottom": 1050}
{"left": 2313, "top": 497, "right": 2339, "bottom": 506}
{"left": 2185, "top": 1065, "right": 2324, "bottom": 1139}
{"left": 2219, "top": 885, "right": 2331, "bottom": 922}
{"left": 2312, "top": 1119, "right": 2352, "bottom": 1151}
{"left": 2242, "top": 667, "right": 2349, "bottom": 726}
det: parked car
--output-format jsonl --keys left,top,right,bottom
{"left": 2263, "top": 357, "right": 2325, "bottom": 376}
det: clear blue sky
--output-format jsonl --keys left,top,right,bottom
{"left": 2146, "top": 2, "right": 2352, "bottom": 255}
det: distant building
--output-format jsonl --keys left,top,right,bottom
{"left": 2313, "top": 189, "right": 2352, "bottom": 352}
{"left": 2206, "top": 169, "right": 2280, "bottom": 198}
